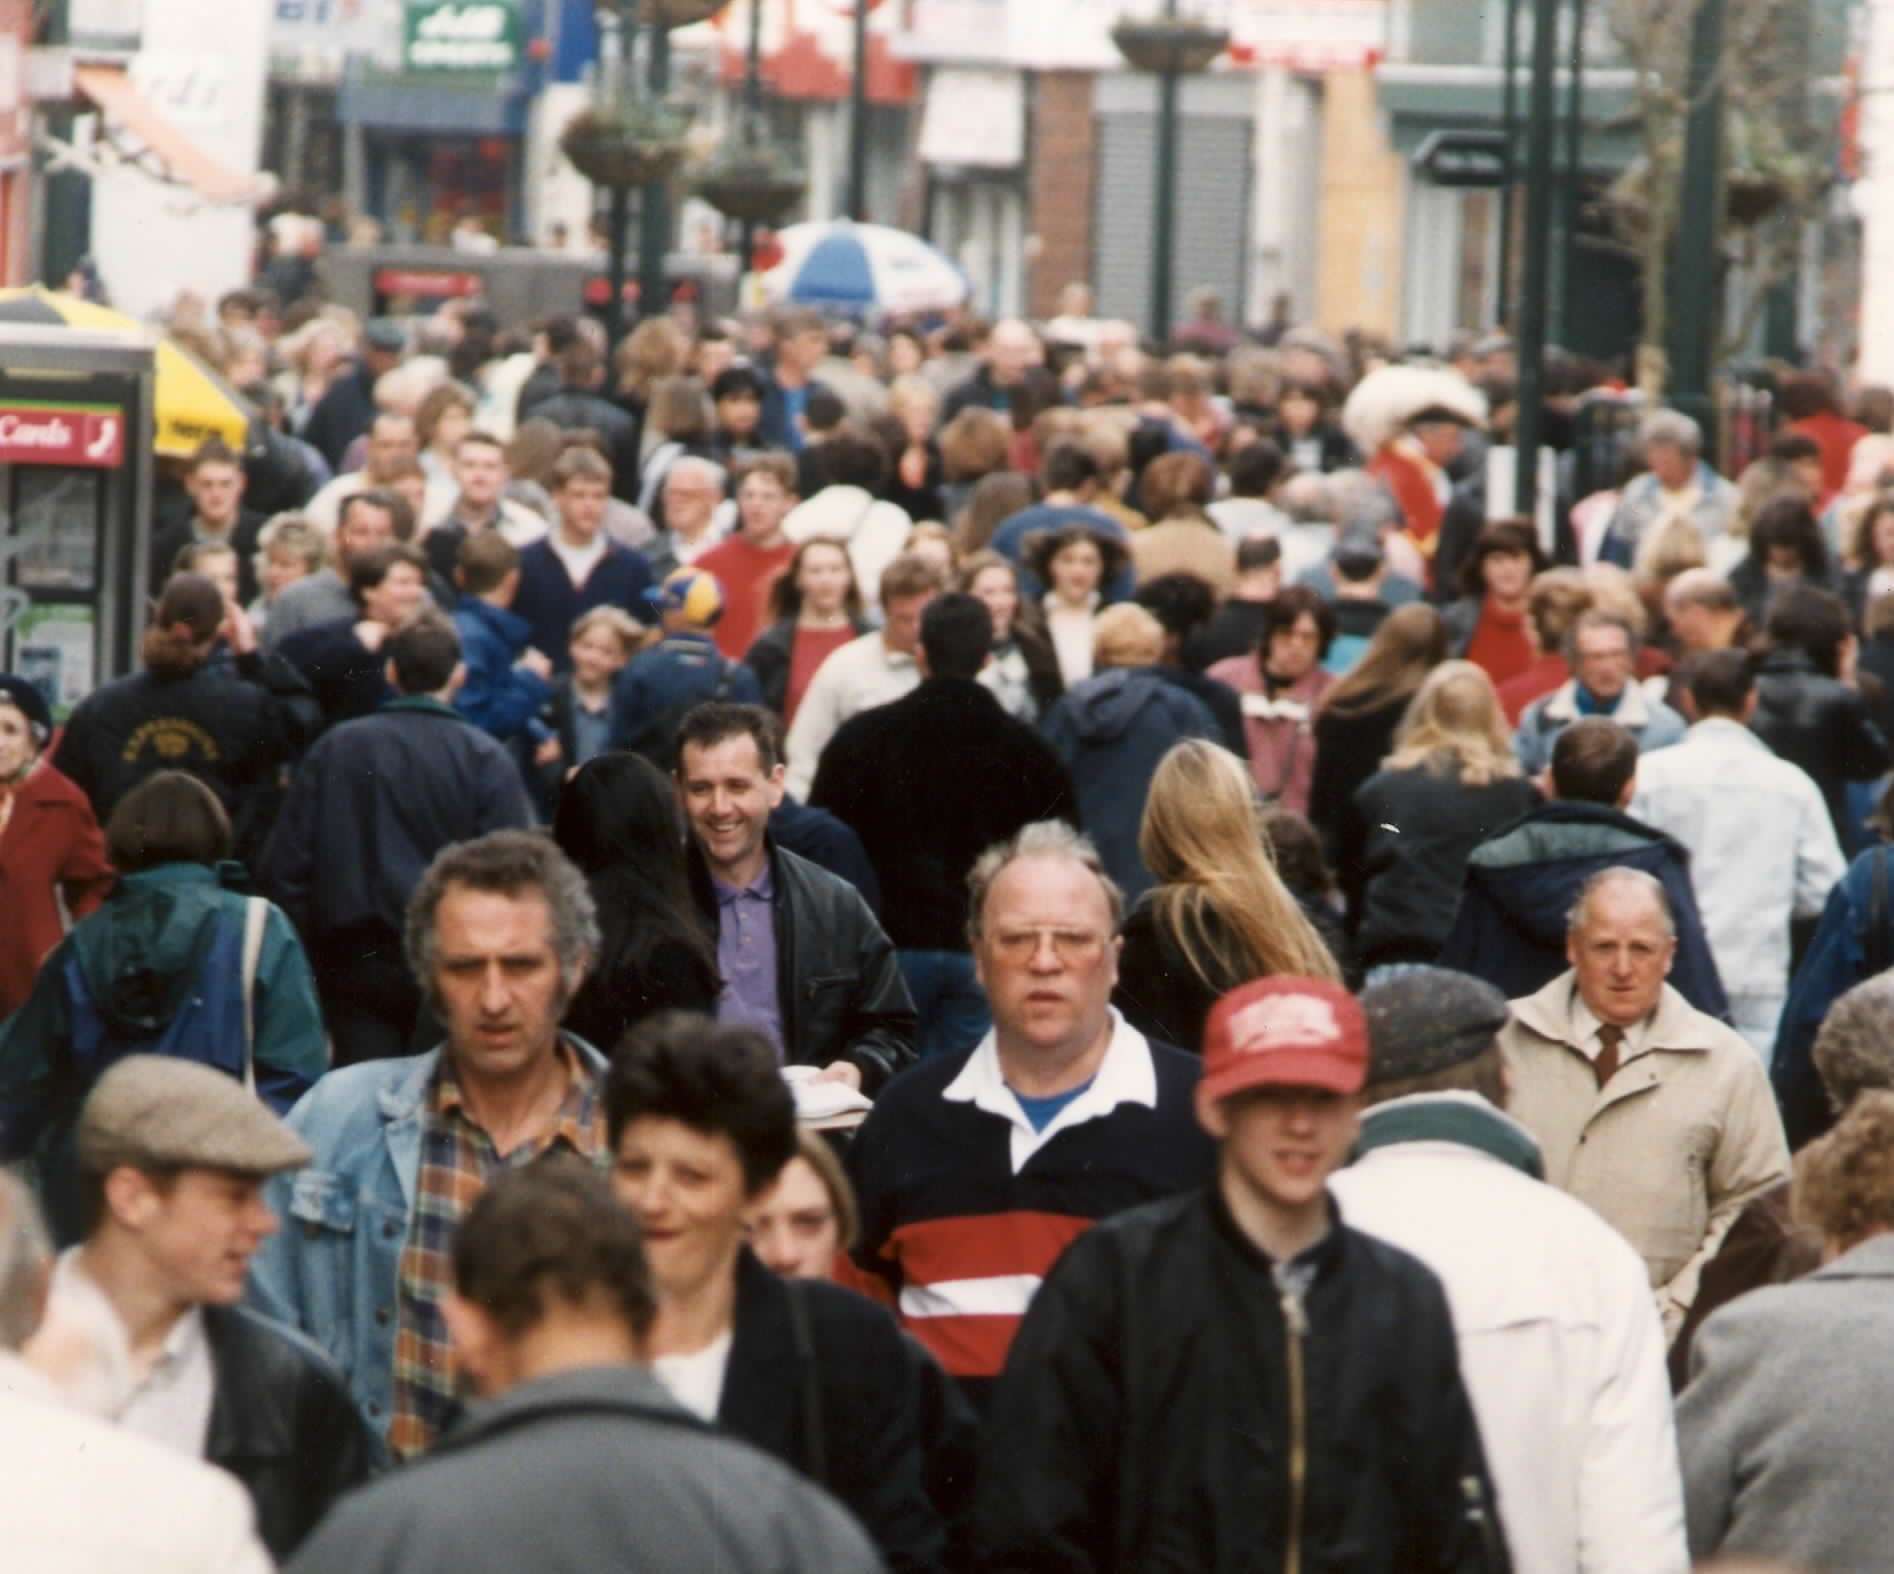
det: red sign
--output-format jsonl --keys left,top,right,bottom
{"left": 0, "top": 404, "right": 125, "bottom": 468}
{"left": 582, "top": 277, "right": 641, "bottom": 307}
{"left": 373, "top": 268, "right": 482, "bottom": 299}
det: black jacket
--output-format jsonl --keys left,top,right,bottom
{"left": 302, "top": 363, "right": 379, "bottom": 472}
{"left": 744, "top": 615, "right": 872, "bottom": 715}
{"left": 809, "top": 679, "right": 1078, "bottom": 951}
{"left": 1349, "top": 764, "right": 1540, "bottom": 969}
{"left": 1753, "top": 648, "right": 1890, "bottom": 843}
{"left": 203, "top": 1303, "right": 385, "bottom": 1562}
{"left": 723, "top": 1249, "right": 969, "bottom": 1573}
{"left": 260, "top": 696, "right": 533, "bottom": 941}
{"left": 1307, "top": 693, "right": 1410, "bottom": 878}
{"left": 770, "top": 796, "right": 883, "bottom": 914}
{"left": 1112, "top": 895, "right": 1344, "bottom": 1054}
{"left": 277, "top": 616, "right": 392, "bottom": 731}
{"left": 972, "top": 1187, "right": 1509, "bottom": 1574}
{"left": 531, "top": 386, "right": 643, "bottom": 503}
{"left": 150, "top": 509, "right": 268, "bottom": 603}
{"left": 52, "top": 661, "right": 303, "bottom": 847}
{"left": 1154, "top": 665, "right": 1247, "bottom": 758}
{"left": 686, "top": 839, "right": 917, "bottom": 1091}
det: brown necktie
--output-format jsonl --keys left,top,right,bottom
{"left": 1593, "top": 1024, "right": 1624, "bottom": 1090}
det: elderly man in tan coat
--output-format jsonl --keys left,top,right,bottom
{"left": 1499, "top": 867, "right": 1790, "bottom": 1340}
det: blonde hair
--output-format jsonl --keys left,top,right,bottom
{"left": 569, "top": 605, "right": 643, "bottom": 655}
{"left": 1092, "top": 603, "right": 1164, "bottom": 668}
{"left": 1384, "top": 659, "right": 1521, "bottom": 786}
{"left": 1630, "top": 511, "right": 1708, "bottom": 590}
{"left": 1140, "top": 741, "right": 1341, "bottom": 996}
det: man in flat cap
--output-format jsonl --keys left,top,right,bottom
{"left": 1330, "top": 966, "right": 1688, "bottom": 1574}
{"left": 46, "top": 1056, "right": 381, "bottom": 1564}
{"left": 973, "top": 976, "right": 1505, "bottom": 1573}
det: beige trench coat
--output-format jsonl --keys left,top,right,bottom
{"left": 1499, "top": 972, "right": 1790, "bottom": 1338}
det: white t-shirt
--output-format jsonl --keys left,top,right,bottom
{"left": 548, "top": 528, "right": 611, "bottom": 591}
{"left": 652, "top": 1328, "right": 734, "bottom": 1422}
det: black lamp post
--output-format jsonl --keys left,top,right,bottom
{"left": 846, "top": 0, "right": 870, "bottom": 221}
{"left": 1111, "top": 1, "right": 1228, "bottom": 347}
{"left": 697, "top": 1, "right": 805, "bottom": 267}
{"left": 1512, "top": 0, "right": 1562, "bottom": 517}
{"left": 1666, "top": 0, "right": 1727, "bottom": 461}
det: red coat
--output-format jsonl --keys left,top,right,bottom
{"left": 0, "top": 762, "right": 112, "bottom": 1016}
{"left": 1790, "top": 412, "right": 1869, "bottom": 506}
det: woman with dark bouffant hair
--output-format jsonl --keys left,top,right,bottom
{"left": 552, "top": 752, "right": 719, "bottom": 1052}
{"left": 742, "top": 538, "right": 872, "bottom": 721}
{"left": 52, "top": 573, "right": 306, "bottom": 846}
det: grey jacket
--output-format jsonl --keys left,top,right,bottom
{"left": 285, "top": 1364, "right": 884, "bottom": 1574}
{"left": 1679, "top": 1233, "right": 1894, "bottom": 1571}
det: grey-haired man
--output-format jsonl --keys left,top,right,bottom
{"left": 250, "top": 831, "right": 608, "bottom": 1460}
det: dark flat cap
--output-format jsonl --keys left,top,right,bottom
{"left": 0, "top": 675, "right": 52, "bottom": 742}
{"left": 1360, "top": 966, "right": 1509, "bottom": 1086}
{"left": 78, "top": 1056, "right": 311, "bottom": 1178}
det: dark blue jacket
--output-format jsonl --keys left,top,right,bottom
{"left": 277, "top": 616, "right": 391, "bottom": 731}
{"left": 512, "top": 537, "right": 653, "bottom": 673}
{"left": 259, "top": 697, "right": 533, "bottom": 941}
{"left": 451, "top": 598, "right": 553, "bottom": 744}
{"left": 1774, "top": 844, "right": 1894, "bottom": 1150}
{"left": 757, "top": 371, "right": 831, "bottom": 453}
{"left": 1436, "top": 801, "right": 1730, "bottom": 1019}
{"left": 608, "top": 631, "right": 763, "bottom": 765}
{"left": 771, "top": 796, "right": 882, "bottom": 916}
{"left": 1040, "top": 667, "right": 1218, "bottom": 904}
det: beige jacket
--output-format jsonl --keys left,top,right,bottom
{"left": 1499, "top": 972, "right": 1790, "bottom": 1338}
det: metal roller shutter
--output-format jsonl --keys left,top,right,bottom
{"left": 1093, "top": 111, "right": 1251, "bottom": 337}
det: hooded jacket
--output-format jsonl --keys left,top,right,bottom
{"left": 1040, "top": 667, "right": 1219, "bottom": 903}
{"left": 1437, "top": 801, "right": 1729, "bottom": 1019}
{"left": 0, "top": 863, "right": 327, "bottom": 1237}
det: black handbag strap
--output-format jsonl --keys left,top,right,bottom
{"left": 783, "top": 1279, "right": 829, "bottom": 1487}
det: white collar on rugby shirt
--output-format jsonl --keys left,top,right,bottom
{"left": 942, "top": 1009, "right": 1158, "bottom": 1175}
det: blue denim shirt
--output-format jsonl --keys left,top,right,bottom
{"left": 246, "top": 1036, "right": 607, "bottom": 1432}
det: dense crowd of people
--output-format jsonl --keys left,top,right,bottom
{"left": 5, "top": 280, "right": 1894, "bottom": 1571}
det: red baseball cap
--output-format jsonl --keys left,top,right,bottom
{"left": 1201, "top": 978, "right": 1368, "bottom": 1101}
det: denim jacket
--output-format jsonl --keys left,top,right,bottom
{"left": 246, "top": 1037, "right": 607, "bottom": 1431}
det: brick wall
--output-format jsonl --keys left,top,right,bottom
{"left": 1028, "top": 71, "right": 1096, "bottom": 320}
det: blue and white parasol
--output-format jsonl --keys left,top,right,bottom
{"left": 762, "top": 220, "right": 969, "bottom": 315}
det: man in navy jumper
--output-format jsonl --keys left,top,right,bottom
{"left": 845, "top": 820, "right": 1211, "bottom": 1409}
{"left": 512, "top": 447, "right": 652, "bottom": 671}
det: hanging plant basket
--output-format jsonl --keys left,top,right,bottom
{"left": 696, "top": 147, "right": 805, "bottom": 224}
{"left": 1110, "top": 17, "right": 1229, "bottom": 75}
{"left": 641, "top": 0, "right": 725, "bottom": 26}
{"left": 560, "top": 104, "right": 693, "bottom": 188}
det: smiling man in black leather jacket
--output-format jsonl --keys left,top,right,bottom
{"left": 676, "top": 701, "right": 916, "bottom": 1094}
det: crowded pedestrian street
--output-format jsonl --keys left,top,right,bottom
{"left": 0, "top": 0, "right": 1890, "bottom": 1569}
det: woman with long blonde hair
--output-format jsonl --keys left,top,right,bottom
{"left": 1113, "top": 739, "right": 1341, "bottom": 1050}
{"left": 1345, "top": 660, "right": 1539, "bottom": 971}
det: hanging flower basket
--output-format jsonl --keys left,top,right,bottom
{"left": 560, "top": 103, "right": 694, "bottom": 188}
{"left": 696, "top": 145, "right": 805, "bottom": 225}
{"left": 1110, "top": 17, "right": 1229, "bottom": 75}
{"left": 641, "top": 0, "right": 725, "bottom": 26}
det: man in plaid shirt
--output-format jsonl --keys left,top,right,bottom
{"left": 251, "top": 831, "right": 609, "bottom": 1452}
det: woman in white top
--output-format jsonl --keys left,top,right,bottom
{"left": 1025, "top": 523, "right": 1128, "bottom": 688}
{"left": 604, "top": 1016, "right": 948, "bottom": 1570}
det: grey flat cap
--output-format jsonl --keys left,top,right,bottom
{"left": 78, "top": 1056, "right": 312, "bottom": 1178}
{"left": 1360, "top": 966, "right": 1509, "bottom": 1086}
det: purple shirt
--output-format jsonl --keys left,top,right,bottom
{"left": 712, "top": 865, "right": 783, "bottom": 1057}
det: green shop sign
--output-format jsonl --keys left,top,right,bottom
{"left": 404, "top": 0, "right": 521, "bottom": 72}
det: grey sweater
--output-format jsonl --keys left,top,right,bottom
{"left": 1679, "top": 1231, "right": 1894, "bottom": 1569}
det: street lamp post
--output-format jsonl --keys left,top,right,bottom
{"left": 1498, "top": 0, "right": 1523, "bottom": 328}
{"left": 638, "top": 19, "right": 674, "bottom": 321}
{"left": 846, "top": 0, "right": 870, "bottom": 221}
{"left": 1666, "top": 0, "right": 1727, "bottom": 462}
{"left": 740, "top": 0, "right": 766, "bottom": 267}
{"left": 1512, "top": 0, "right": 1562, "bottom": 517}
{"left": 1111, "top": 1, "right": 1228, "bottom": 347}
{"left": 1557, "top": 0, "right": 1589, "bottom": 348}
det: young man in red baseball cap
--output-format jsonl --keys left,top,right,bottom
{"left": 972, "top": 977, "right": 1512, "bottom": 1574}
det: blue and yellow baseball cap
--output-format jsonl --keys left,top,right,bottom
{"left": 645, "top": 566, "right": 724, "bottom": 627}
